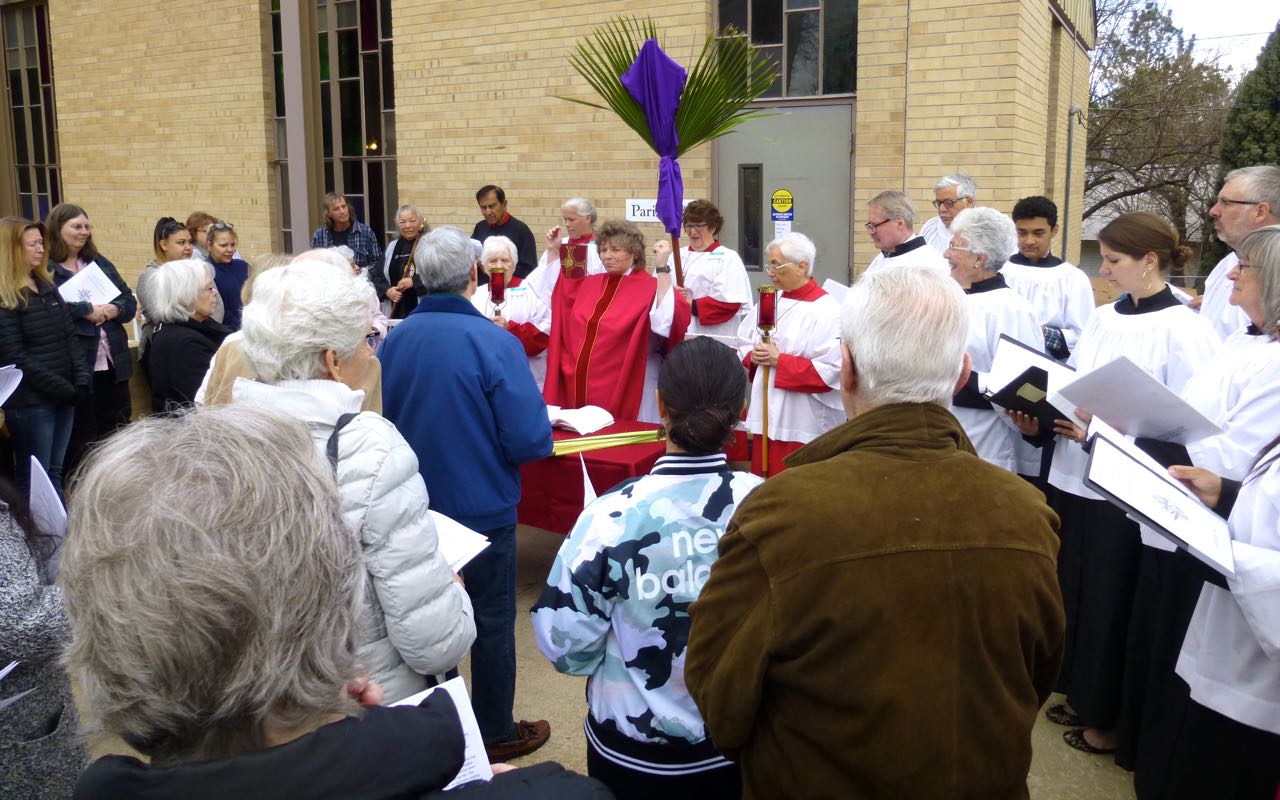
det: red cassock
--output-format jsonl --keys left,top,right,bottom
{"left": 543, "top": 268, "right": 691, "bottom": 421}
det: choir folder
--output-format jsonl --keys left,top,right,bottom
{"left": 983, "top": 335, "right": 1075, "bottom": 426}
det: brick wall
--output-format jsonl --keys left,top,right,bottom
{"left": 48, "top": 0, "right": 278, "bottom": 286}
{"left": 391, "top": 0, "right": 713, "bottom": 247}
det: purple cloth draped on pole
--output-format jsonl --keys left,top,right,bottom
{"left": 621, "top": 39, "right": 688, "bottom": 236}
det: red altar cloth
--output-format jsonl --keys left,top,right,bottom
{"left": 517, "top": 420, "right": 666, "bottom": 534}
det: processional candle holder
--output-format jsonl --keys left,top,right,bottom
{"left": 489, "top": 266, "right": 507, "bottom": 315}
{"left": 756, "top": 284, "right": 778, "bottom": 477}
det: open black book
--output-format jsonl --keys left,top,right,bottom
{"left": 982, "top": 335, "right": 1076, "bottom": 426}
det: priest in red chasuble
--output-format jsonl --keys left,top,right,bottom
{"left": 736, "top": 231, "right": 845, "bottom": 475}
{"left": 526, "top": 219, "right": 690, "bottom": 423}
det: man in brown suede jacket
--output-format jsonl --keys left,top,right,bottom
{"left": 686, "top": 265, "right": 1065, "bottom": 800}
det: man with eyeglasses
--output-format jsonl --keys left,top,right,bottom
{"left": 862, "top": 190, "right": 948, "bottom": 275}
{"left": 1197, "top": 165, "right": 1280, "bottom": 340}
{"left": 920, "top": 173, "right": 1018, "bottom": 258}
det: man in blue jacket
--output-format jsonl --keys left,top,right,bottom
{"left": 380, "top": 226, "right": 555, "bottom": 761}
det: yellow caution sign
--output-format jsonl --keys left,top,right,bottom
{"left": 771, "top": 189, "right": 794, "bottom": 214}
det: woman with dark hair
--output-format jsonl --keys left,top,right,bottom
{"left": 137, "top": 217, "right": 200, "bottom": 356}
{"left": 205, "top": 221, "right": 249, "bottom": 331}
{"left": 527, "top": 219, "right": 690, "bottom": 422}
{"left": 651, "top": 200, "right": 753, "bottom": 341}
{"left": 1019, "top": 212, "right": 1220, "bottom": 756}
{"left": 533, "top": 337, "right": 761, "bottom": 800}
{"left": 44, "top": 203, "right": 136, "bottom": 472}
{"left": 0, "top": 476, "right": 88, "bottom": 798}
{"left": 0, "top": 217, "right": 89, "bottom": 495}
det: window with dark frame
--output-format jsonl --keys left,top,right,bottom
{"left": 717, "top": 0, "right": 857, "bottom": 97}
{"left": 2, "top": 1, "right": 61, "bottom": 222}
{"left": 739, "top": 163, "right": 763, "bottom": 270}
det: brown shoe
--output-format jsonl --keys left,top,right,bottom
{"left": 485, "top": 719, "right": 550, "bottom": 763}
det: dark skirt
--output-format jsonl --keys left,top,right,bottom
{"left": 1115, "top": 546, "right": 1205, "bottom": 778}
{"left": 1051, "top": 490, "right": 1143, "bottom": 729}
{"left": 1148, "top": 695, "right": 1280, "bottom": 800}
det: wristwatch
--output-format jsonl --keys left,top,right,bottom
{"left": 655, "top": 266, "right": 672, "bottom": 274}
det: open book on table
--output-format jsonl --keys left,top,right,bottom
{"left": 546, "top": 404, "right": 613, "bottom": 435}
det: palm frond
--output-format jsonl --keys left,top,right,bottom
{"left": 561, "top": 18, "right": 777, "bottom": 158}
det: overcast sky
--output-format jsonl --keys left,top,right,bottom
{"left": 1161, "top": 0, "right": 1278, "bottom": 78}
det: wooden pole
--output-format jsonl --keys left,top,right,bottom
{"left": 670, "top": 232, "right": 685, "bottom": 287}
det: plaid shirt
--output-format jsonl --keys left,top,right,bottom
{"left": 310, "top": 220, "right": 383, "bottom": 272}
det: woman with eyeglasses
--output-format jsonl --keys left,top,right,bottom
{"left": 650, "top": 200, "right": 754, "bottom": 342}
{"left": 206, "top": 221, "right": 249, "bottom": 330}
{"left": 44, "top": 203, "right": 136, "bottom": 474}
{"left": 734, "top": 231, "right": 843, "bottom": 476}
{"left": 232, "top": 258, "right": 475, "bottom": 701}
{"left": 143, "top": 259, "right": 231, "bottom": 413}
{"left": 0, "top": 217, "right": 88, "bottom": 495}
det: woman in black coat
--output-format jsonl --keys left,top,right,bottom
{"left": 0, "top": 217, "right": 89, "bottom": 495}
{"left": 144, "top": 259, "right": 229, "bottom": 413}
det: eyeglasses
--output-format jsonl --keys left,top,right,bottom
{"left": 209, "top": 221, "right": 235, "bottom": 232}
{"left": 682, "top": 222, "right": 710, "bottom": 233}
{"left": 1236, "top": 262, "right": 1260, "bottom": 271}
{"left": 932, "top": 198, "right": 970, "bottom": 210}
{"left": 765, "top": 261, "right": 799, "bottom": 274}
{"left": 365, "top": 329, "right": 383, "bottom": 349}
{"left": 946, "top": 242, "right": 977, "bottom": 254}
{"left": 1214, "top": 197, "right": 1261, "bottom": 208}
{"left": 864, "top": 218, "right": 892, "bottom": 234}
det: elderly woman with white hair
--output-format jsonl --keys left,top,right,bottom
{"left": 232, "top": 258, "right": 475, "bottom": 703}
{"left": 531, "top": 197, "right": 604, "bottom": 279}
{"left": 944, "top": 207, "right": 1044, "bottom": 475}
{"left": 471, "top": 235, "right": 552, "bottom": 389}
{"left": 733, "top": 231, "right": 843, "bottom": 475}
{"left": 143, "top": 258, "right": 230, "bottom": 412}
{"left": 376, "top": 203, "right": 428, "bottom": 319}
{"left": 61, "top": 406, "right": 609, "bottom": 799}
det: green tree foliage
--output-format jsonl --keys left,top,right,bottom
{"left": 1086, "top": 0, "right": 1234, "bottom": 257}
{"left": 1220, "top": 23, "right": 1280, "bottom": 170}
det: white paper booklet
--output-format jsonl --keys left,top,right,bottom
{"left": 821, "top": 278, "right": 849, "bottom": 303}
{"left": 428, "top": 511, "right": 490, "bottom": 572}
{"left": 0, "top": 661, "right": 31, "bottom": 712}
{"left": 29, "top": 457, "right": 66, "bottom": 583}
{"left": 1047, "top": 355, "right": 1222, "bottom": 444}
{"left": 546, "top": 404, "right": 613, "bottom": 435}
{"left": 57, "top": 262, "right": 119, "bottom": 306}
{"left": 0, "top": 365, "right": 22, "bottom": 406}
{"left": 1085, "top": 434, "right": 1234, "bottom": 578}
{"left": 391, "top": 676, "right": 493, "bottom": 789}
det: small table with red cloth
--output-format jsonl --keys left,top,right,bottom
{"left": 517, "top": 420, "right": 666, "bottom": 534}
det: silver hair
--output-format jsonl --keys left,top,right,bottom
{"left": 59, "top": 404, "right": 365, "bottom": 764}
{"left": 935, "top": 173, "right": 977, "bottom": 200}
{"left": 332, "top": 245, "right": 357, "bottom": 266}
{"left": 870, "top": 190, "right": 916, "bottom": 229}
{"left": 766, "top": 231, "right": 817, "bottom": 275}
{"left": 563, "top": 197, "right": 597, "bottom": 225}
{"left": 1224, "top": 165, "right": 1280, "bottom": 219}
{"left": 843, "top": 265, "right": 969, "bottom": 407}
{"left": 1237, "top": 224, "right": 1280, "bottom": 339}
{"left": 480, "top": 234, "right": 518, "bottom": 266}
{"left": 395, "top": 204, "right": 424, "bottom": 225}
{"left": 296, "top": 248, "right": 350, "bottom": 271}
{"left": 414, "top": 227, "right": 474, "bottom": 295}
{"left": 148, "top": 259, "right": 212, "bottom": 324}
{"left": 238, "top": 258, "right": 374, "bottom": 383}
{"left": 949, "top": 207, "right": 1017, "bottom": 271}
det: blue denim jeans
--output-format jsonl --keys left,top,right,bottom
{"left": 462, "top": 523, "right": 518, "bottom": 743}
{"left": 6, "top": 402, "right": 75, "bottom": 497}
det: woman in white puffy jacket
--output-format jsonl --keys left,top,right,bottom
{"left": 232, "top": 257, "right": 475, "bottom": 702}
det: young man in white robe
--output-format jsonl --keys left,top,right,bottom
{"left": 1003, "top": 196, "right": 1096, "bottom": 362}
{"left": 862, "top": 190, "right": 948, "bottom": 275}
{"left": 736, "top": 231, "right": 844, "bottom": 476}
{"left": 1195, "top": 165, "right": 1279, "bottom": 340}
{"left": 944, "top": 207, "right": 1044, "bottom": 475}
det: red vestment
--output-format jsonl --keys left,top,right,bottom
{"left": 543, "top": 269, "right": 690, "bottom": 421}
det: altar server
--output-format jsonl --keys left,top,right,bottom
{"left": 471, "top": 235, "right": 552, "bottom": 389}
{"left": 1119, "top": 224, "right": 1280, "bottom": 795}
{"left": 1198, "top": 166, "right": 1279, "bottom": 340}
{"left": 651, "top": 200, "right": 754, "bottom": 342}
{"left": 1003, "top": 196, "right": 1097, "bottom": 361}
{"left": 1030, "top": 212, "right": 1219, "bottom": 757}
{"left": 736, "top": 231, "right": 843, "bottom": 476}
{"left": 944, "top": 207, "right": 1044, "bottom": 474}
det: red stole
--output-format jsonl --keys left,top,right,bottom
{"left": 544, "top": 269, "right": 689, "bottom": 420}
{"left": 560, "top": 234, "right": 594, "bottom": 279}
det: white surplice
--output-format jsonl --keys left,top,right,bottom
{"left": 954, "top": 282, "right": 1045, "bottom": 474}
{"left": 1200, "top": 252, "right": 1250, "bottom": 341}
{"left": 864, "top": 236, "right": 949, "bottom": 275}
{"left": 736, "top": 284, "right": 844, "bottom": 444}
{"left": 1176, "top": 440, "right": 1280, "bottom": 734}
{"left": 1048, "top": 293, "right": 1222, "bottom": 500}
{"left": 470, "top": 282, "right": 553, "bottom": 390}
{"left": 678, "top": 244, "right": 754, "bottom": 343}
{"left": 1000, "top": 258, "right": 1096, "bottom": 355}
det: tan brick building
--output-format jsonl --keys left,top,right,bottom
{"left": 1, "top": 0, "right": 1093, "bottom": 289}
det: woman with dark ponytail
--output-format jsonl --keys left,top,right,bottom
{"left": 532, "top": 337, "right": 760, "bottom": 800}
